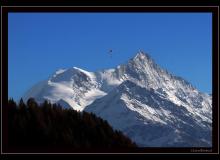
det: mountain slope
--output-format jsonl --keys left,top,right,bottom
{"left": 85, "top": 80, "right": 211, "bottom": 147}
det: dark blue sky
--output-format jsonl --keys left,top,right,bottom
{"left": 8, "top": 13, "right": 212, "bottom": 100}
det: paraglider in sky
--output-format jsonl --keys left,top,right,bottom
{"left": 108, "top": 49, "right": 113, "bottom": 58}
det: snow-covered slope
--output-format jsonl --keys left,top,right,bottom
{"left": 23, "top": 67, "right": 108, "bottom": 111}
{"left": 85, "top": 80, "right": 211, "bottom": 147}
{"left": 23, "top": 51, "right": 212, "bottom": 147}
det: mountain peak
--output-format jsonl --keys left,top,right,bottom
{"left": 134, "top": 50, "right": 151, "bottom": 60}
{"left": 130, "top": 51, "right": 154, "bottom": 66}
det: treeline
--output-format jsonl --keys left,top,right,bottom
{"left": 6, "top": 98, "right": 136, "bottom": 151}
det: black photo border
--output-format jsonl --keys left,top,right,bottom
{"left": 1, "top": 6, "right": 219, "bottom": 155}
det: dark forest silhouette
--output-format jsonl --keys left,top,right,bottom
{"left": 5, "top": 98, "right": 136, "bottom": 152}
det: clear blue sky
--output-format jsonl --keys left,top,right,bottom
{"left": 8, "top": 13, "right": 212, "bottom": 100}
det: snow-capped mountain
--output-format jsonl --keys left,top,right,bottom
{"left": 23, "top": 51, "right": 212, "bottom": 147}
